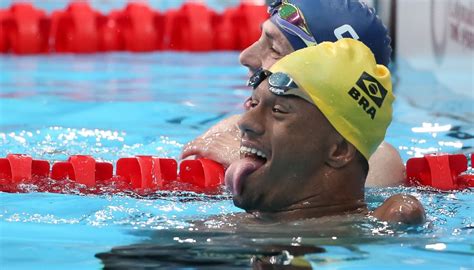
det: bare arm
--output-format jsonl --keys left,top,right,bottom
{"left": 181, "top": 114, "right": 242, "bottom": 168}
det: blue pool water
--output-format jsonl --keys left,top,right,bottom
{"left": 0, "top": 52, "right": 473, "bottom": 269}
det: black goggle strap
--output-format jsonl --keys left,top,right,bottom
{"left": 247, "top": 68, "right": 272, "bottom": 89}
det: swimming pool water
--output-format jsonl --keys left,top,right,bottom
{"left": 0, "top": 53, "right": 473, "bottom": 269}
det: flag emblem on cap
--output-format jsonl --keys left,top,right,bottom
{"left": 356, "top": 72, "right": 387, "bottom": 108}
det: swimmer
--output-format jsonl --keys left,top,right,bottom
{"left": 225, "top": 39, "right": 425, "bottom": 224}
{"left": 181, "top": 0, "right": 405, "bottom": 187}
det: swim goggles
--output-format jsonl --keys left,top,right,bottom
{"left": 247, "top": 68, "right": 314, "bottom": 104}
{"left": 269, "top": 0, "right": 317, "bottom": 47}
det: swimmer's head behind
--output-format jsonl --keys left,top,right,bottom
{"left": 240, "top": 0, "right": 391, "bottom": 75}
{"left": 227, "top": 39, "right": 394, "bottom": 218}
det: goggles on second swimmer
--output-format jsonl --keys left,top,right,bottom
{"left": 247, "top": 68, "right": 314, "bottom": 105}
{"left": 269, "top": 0, "right": 317, "bottom": 47}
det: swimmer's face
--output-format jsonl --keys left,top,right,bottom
{"left": 239, "top": 20, "right": 294, "bottom": 76}
{"left": 234, "top": 80, "right": 340, "bottom": 212}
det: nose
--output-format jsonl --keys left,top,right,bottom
{"left": 238, "top": 105, "right": 265, "bottom": 138}
{"left": 239, "top": 41, "right": 262, "bottom": 74}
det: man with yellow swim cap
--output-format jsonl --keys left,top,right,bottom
{"left": 225, "top": 39, "right": 424, "bottom": 223}
{"left": 182, "top": 0, "right": 405, "bottom": 188}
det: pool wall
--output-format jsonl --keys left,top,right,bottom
{"left": 396, "top": 0, "right": 473, "bottom": 98}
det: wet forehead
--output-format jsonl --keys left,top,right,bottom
{"left": 252, "top": 78, "right": 327, "bottom": 122}
{"left": 262, "top": 20, "right": 282, "bottom": 39}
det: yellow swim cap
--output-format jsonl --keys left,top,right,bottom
{"left": 269, "top": 38, "right": 394, "bottom": 160}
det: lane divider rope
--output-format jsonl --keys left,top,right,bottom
{"left": 0, "top": 1, "right": 268, "bottom": 54}
{"left": 0, "top": 154, "right": 225, "bottom": 195}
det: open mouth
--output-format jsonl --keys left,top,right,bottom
{"left": 224, "top": 145, "right": 269, "bottom": 196}
{"left": 240, "top": 146, "right": 268, "bottom": 161}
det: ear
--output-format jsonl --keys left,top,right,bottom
{"left": 326, "top": 136, "right": 358, "bottom": 168}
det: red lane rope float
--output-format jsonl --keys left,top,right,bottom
{"left": 212, "top": 2, "right": 268, "bottom": 50}
{"left": 180, "top": 158, "right": 225, "bottom": 189}
{"left": 3, "top": 3, "right": 50, "bottom": 54}
{"left": 51, "top": 2, "right": 102, "bottom": 53}
{"left": 98, "top": 9, "right": 124, "bottom": 52}
{"left": 0, "top": 1, "right": 268, "bottom": 54}
{"left": 164, "top": 2, "right": 216, "bottom": 51}
{"left": 234, "top": 3, "right": 268, "bottom": 50}
{"left": 118, "top": 3, "right": 163, "bottom": 52}
{"left": 116, "top": 156, "right": 176, "bottom": 190}
{"left": 0, "top": 9, "right": 11, "bottom": 53}
{"left": 50, "top": 155, "right": 113, "bottom": 186}
{"left": 406, "top": 153, "right": 474, "bottom": 190}
{"left": 213, "top": 7, "right": 238, "bottom": 50}
{"left": 0, "top": 154, "right": 224, "bottom": 195}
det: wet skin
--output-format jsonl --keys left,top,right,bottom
{"left": 232, "top": 79, "right": 367, "bottom": 220}
{"left": 239, "top": 20, "right": 294, "bottom": 76}
{"left": 181, "top": 20, "right": 424, "bottom": 224}
{"left": 179, "top": 20, "right": 294, "bottom": 167}
{"left": 182, "top": 20, "right": 406, "bottom": 188}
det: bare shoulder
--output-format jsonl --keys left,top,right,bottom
{"left": 372, "top": 194, "right": 426, "bottom": 225}
{"left": 365, "top": 141, "right": 406, "bottom": 187}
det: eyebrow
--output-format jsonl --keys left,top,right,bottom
{"left": 263, "top": 27, "right": 287, "bottom": 51}
{"left": 264, "top": 30, "right": 275, "bottom": 41}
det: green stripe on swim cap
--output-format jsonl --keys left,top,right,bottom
{"left": 269, "top": 38, "right": 394, "bottom": 160}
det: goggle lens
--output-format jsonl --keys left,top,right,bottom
{"left": 248, "top": 69, "right": 298, "bottom": 93}
{"left": 269, "top": 72, "right": 295, "bottom": 90}
{"left": 279, "top": 4, "right": 302, "bottom": 25}
{"left": 271, "top": 1, "right": 317, "bottom": 47}
{"left": 247, "top": 69, "right": 313, "bottom": 105}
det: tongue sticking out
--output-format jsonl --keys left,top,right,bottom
{"left": 225, "top": 157, "right": 265, "bottom": 196}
